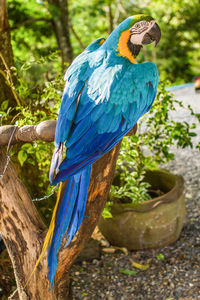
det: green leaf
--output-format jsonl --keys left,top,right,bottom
{"left": 156, "top": 253, "right": 165, "bottom": 261}
{"left": 102, "top": 207, "right": 113, "bottom": 219}
{"left": 119, "top": 269, "right": 138, "bottom": 275}
{"left": 189, "top": 132, "right": 197, "bottom": 137}
{"left": 1, "top": 100, "right": 9, "bottom": 111}
{"left": 81, "top": 293, "right": 88, "bottom": 297}
{"left": 22, "top": 143, "right": 35, "bottom": 154}
{"left": 18, "top": 150, "right": 28, "bottom": 166}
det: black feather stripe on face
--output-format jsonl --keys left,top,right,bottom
{"left": 127, "top": 39, "right": 142, "bottom": 57}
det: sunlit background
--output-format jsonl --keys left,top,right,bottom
{"left": 7, "top": 0, "right": 200, "bottom": 83}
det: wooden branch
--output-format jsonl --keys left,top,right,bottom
{"left": 0, "top": 52, "right": 23, "bottom": 107}
{"left": 69, "top": 23, "right": 85, "bottom": 50}
{"left": 0, "top": 122, "right": 137, "bottom": 299}
{"left": 0, "top": 120, "right": 56, "bottom": 145}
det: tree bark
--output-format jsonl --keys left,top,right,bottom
{"left": 0, "top": 123, "right": 137, "bottom": 299}
{"left": 0, "top": 120, "right": 56, "bottom": 146}
{"left": 0, "top": 0, "right": 17, "bottom": 106}
{"left": 107, "top": 2, "right": 114, "bottom": 34}
{"left": 48, "top": 0, "right": 73, "bottom": 66}
{"left": 0, "top": 148, "right": 59, "bottom": 300}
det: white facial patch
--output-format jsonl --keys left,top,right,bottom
{"left": 130, "top": 20, "right": 155, "bottom": 45}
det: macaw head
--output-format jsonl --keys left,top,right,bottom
{"left": 129, "top": 15, "right": 160, "bottom": 46}
{"left": 104, "top": 14, "right": 161, "bottom": 63}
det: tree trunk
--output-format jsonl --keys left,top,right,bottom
{"left": 0, "top": 124, "right": 137, "bottom": 299}
{"left": 0, "top": 144, "right": 121, "bottom": 299}
{"left": 107, "top": 2, "right": 114, "bottom": 34}
{"left": 48, "top": 0, "right": 73, "bottom": 66}
{"left": 0, "top": 0, "right": 16, "bottom": 106}
{"left": 0, "top": 148, "right": 71, "bottom": 300}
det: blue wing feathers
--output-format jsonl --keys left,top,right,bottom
{"left": 74, "top": 100, "right": 94, "bottom": 123}
{"left": 68, "top": 118, "right": 92, "bottom": 147}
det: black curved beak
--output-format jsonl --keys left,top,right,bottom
{"left": 142, "top": 22, "right": 161, "bottom": 47}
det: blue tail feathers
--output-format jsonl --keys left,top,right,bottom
{"left": 47, "top": 165, "right": 92, "bottom": 289}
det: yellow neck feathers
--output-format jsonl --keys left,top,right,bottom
{"left": 117, "top": 30, "right": 135, "bottom": 63}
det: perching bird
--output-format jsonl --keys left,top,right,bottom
{"left": 35, "top": 14, "right": 161, "bottom": 289}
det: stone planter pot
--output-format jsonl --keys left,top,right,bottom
{"left": 98, "top": 169, "right": 185, "bottom": 250}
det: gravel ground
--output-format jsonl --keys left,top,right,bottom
{"left": 71, "top": 86, "right": 200, "bottom": 300}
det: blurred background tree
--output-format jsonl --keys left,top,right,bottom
{"left": 7, "top": 0, "right": 200, "bottom": 83}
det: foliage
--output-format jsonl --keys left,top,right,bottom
{"left": 7, "top": 0, "right": 57, "bottom": 62}
{"left": 148, "top": 0, "right": 200, "bottom": 82}
{"left": 1, "top": 56, "right": 64, "bottom": 224}
{"left": 7, "top": 0, "right": 200, "bottom": 83}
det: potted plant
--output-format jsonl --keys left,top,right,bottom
{"left": 99, "top": 83, "right": 198, "bottom": 250}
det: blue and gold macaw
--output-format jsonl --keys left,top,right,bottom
{"left": 36, "top": 14, "right": 161, "bottom": 289}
